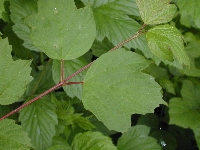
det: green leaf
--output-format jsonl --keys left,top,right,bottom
{"left": 9, "top": 0, "right": 40, "bottom": 52}
{"left": 52, "top": 57, "right": 87, "bottom": 99}
{"left": 136, "top": 0, "right": 176, "bottom": 25}
{"left": 174, "top": 0, "right": 200, "bottom": 28}
{"left": 26, "top": 61, "right": 55, "bottom": 95}
{"left": 82, "top": 49, "right": 165, "bottom": 132}
{"left": 3, "top": 25, "right": 32, "bottom": 60}
{"left": 91, "top": 38, "right": 114, "bottom": 57}
{"left": 137, "top": 113, "right": 160, "bottom": 130}
{"left": 193, "top": 127, "right": 200, "bottom": 149}
{"left": 0, "top": 0, "right": 4, "bottom": 18}
{"left": 26, "top": 0, "right": 96, "bottom": 60}
{"left": 169, "top": 80, "right": 200, "bottom": 129}
{"left": 71, "top": 131, "right": 117, "bottom": 150}
{"left": 146, "top": 24, "right": 190, "bottom": 67}
{"left": 82, "top": 0, "right": 149, "bottom": 51}
{"left": 117, "top": 125, "right": 161, "bottom": 150}
{"left": 159, "top": 79, "right": 175, "bottom": 94}
{"left": 0, "top": 38, "right": 32, "bottom": 105}
{"left": 47, "top": 145, "right": 72, "bottom": 150}
{"left": 182, "top": 40, "right": 200, "bottom": 77}
{"left": 0, "top": 119, "right": 34, "bottom": 150}
{"left": 19, "top": 96, "right": 58, "bottom": 150}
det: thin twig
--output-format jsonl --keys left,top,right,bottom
{"left": 0, "top": 24, "right": 146, "bottom": 121}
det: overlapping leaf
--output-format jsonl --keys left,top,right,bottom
{"left": 182, "top": 39, "right": 200, "bottom": 77}
{"left": 0, "top": 119, "right": 34, "bottom": 150}
{"left": 9, "top": 0, "right": 39, "bottom": 52}
{"left": 81, "top": 0, "right": 148, "bottom": 51}
{"left": 25, "top": 0, "right": 96, "bottom": 60}
{"left": 0, "top": 38, "right": 32, "bottom": 105}
{"left": 117, "top": 125, "right": 161, "bottom": 150}
{"left": 169, "top": 80, "right": 200, "bottom": 129}
{"left": 146, "top": 24, "right": 190, "bottom": 66}
{"left": 82, "top": 49, "right": 165, "bottom": 132}
{"left": 52, "top": 58, "right": 87, "bottom": 99}
{"left": 91, "top": 38, "right": 114, "bottom": 57}
{"left": 174, "top": 0, "right": 200, "bottom": 28}
{"left": 71, "top": 131, "right": 117, "bottom": 150}
{"left": 19, "top": 96, "right": 58, "bottom": 150}
{"left": 136, "top": 0, "right": 176, "bottom": 25}
{"left": 169, "top": 79, "right": 200, "bottom": 149}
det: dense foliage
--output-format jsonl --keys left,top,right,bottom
{"left": 0, "top": 0, "right": 200, "bottom": 149}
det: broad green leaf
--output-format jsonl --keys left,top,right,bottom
{"left": 19, "top": 96, "right": 58, "bottom": 150}
{"left": 71, "top": 131, "right": 117, "bottom": 150}
{"left": 52, "top": 58, "right": 87, "bottom": 99}
{"left": 169, "top": 80, "right": 200, "bottom": 129}
{"left": 146, "top": 24, "right": 190, "bottom": 67}
{"left": 26, "top": 0, "right": 96, "bottom": 60}
{"left": 117, "top": 125, "right": 161, "bottom": 150}
{"left": 47, "top": 145, "right": 72, "bottom": 150}
{"left": 9, "top": 0, "right": 40, "bottom": 52}
{"left": 0, "top": 38, "right": 32, "bottom": 105}
{"left": 81, "top": 0, "right": 149, "bottom": 51}
{"left": 82, "top": 49, "right": 165, "bottom": 132}
{"left": 174, "top": 0, "right": 200, "bottom": 28}
{"left": 136, "top": 0, "right": 176, "bottom": 25}
{"left": 0, "top": 119, "right": 34, "bottom": 150}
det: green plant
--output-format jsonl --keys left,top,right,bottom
{"left": 0, "top": 0, "right": 200, "bottom": 149}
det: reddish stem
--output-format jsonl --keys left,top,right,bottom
{"left": 0, "top": 82, "right": 63, "bottom": 121}
{"left": 0, "top": 24, "right": 146, "bottom": 121}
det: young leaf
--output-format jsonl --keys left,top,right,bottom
{"left": 117, "top": 125, "right": 161, "bottom": 150}
{"left": 169, "top": 80, "right": 200, "bottom": 129}
{"left": 25, "top": 0, "right": 96, "bottom": 60}
{"left": 71, "top": 131, "right": 117, "bottom": 150}
{"left": 82, "top": 49, "right": 165, "bottom": 132}
{"left": 0, "top": 38, "right": 32, "bottom": 105}
{"left": 136, "top": 0, "right": 176, "bottom": 25}
{"left": 146, "top": 24, "right": 190, "bottom": 67}
{"left": 19, "top": 96, "right": 58, "bottom": 150}
{"left": 52, "top": 58, "right": 87, "bottom": 99}
{"left": 0, "top": 119, "right": 34, "bottom": 150}
{"left": 174, "top": 0, "right": 200, "bottom": 28}
{"left": 9, "top": 0, "right": 40, "bottom": 52}
{"left": 81, "top": 0, "right": 149, "bottom": 51}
